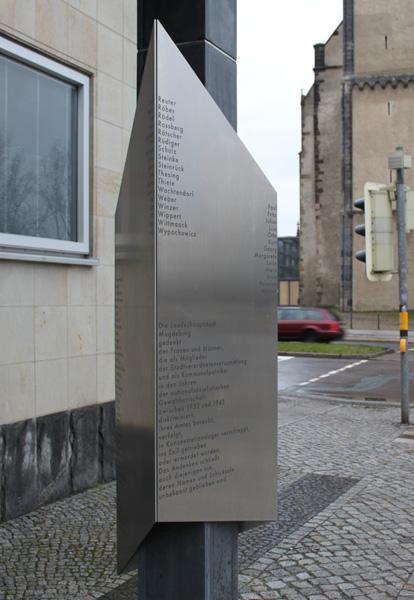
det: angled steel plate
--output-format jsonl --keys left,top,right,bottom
{"left": 115, "top": 33, "right": 156, "bottom": 572}
{"left": 116, "top": 21, "right": 278, "bottom": 572}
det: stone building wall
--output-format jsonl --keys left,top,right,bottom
{"left": 0, "top": 0, "right": 137, "bottom": 520}
{"left": 354, "top": 0, "right": 414, "bottom": 77}
{"left": 300, "top": 25, "right": 343, "bottom": 307}
{"left": 299, "top": 87, "right": 317, "bottom": 304}
{"left": 351, "top": 0, "right": 414, "bottom": 310}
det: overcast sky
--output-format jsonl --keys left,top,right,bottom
{"left": 237, "top": 0, "right": 343, "bottom": 236}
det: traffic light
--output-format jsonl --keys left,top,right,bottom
{"left": 354, "top": 182, "right": 394, "bottom": 282}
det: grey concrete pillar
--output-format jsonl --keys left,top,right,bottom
{"left": 135, "top": 3, "right": 239, "bottom": 598}
{"left": 138, "top": 0, "right": 237, "bottom": 129}
{"left": 138, "top": 522, "right": 238, "bottom": 600}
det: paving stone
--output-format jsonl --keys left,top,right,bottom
{"left": 266, "top": 580, "right": 286, "bottom": 590}
{"left": 2, "top": 399, "right": 414, "bottom": 598}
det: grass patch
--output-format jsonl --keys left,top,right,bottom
{"left": 278, "top": 342, "right": 387, "bottom": 356}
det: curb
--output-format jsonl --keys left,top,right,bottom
{"left": 278, "top": 348, "right": 393, "bottom": 359}
{"left": 284, "top": 391, "right": 403, "bottom": 409}
{"left": 345, "top": 336, "right": 404, "bottom": 343}
{"left": 345, "top": 332, "right": 414, "bottom": 344}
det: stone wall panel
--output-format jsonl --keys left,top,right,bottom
{"left": 37, "top": 411, "right": 72, "bottom": 506}
{"left": 71, "top": 405, "right": 100, "bottom": 493}
{"left": 3, "top": 419, "right": 38, "bottom": 520}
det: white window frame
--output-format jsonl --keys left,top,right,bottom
{"left": 0, "top": 37, "right": 90, "bottom": 255}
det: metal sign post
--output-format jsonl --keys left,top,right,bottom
{"left": 389, "top": 147, "right": 411, "bottom": 424}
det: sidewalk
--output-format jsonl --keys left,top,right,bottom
{"left": 2, "top": 395, "right": 414, "bottom": 599}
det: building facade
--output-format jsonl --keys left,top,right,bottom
{"left": 300, "top": 0, "right": 414, "bottom": 311}
{"left": 0, "top": 1, "right": 236, "bottom": 522}
{"left": 278, "top": 236, "right": 299, "bottom": 305}
{"left": 0, "top": 0, "right": 137, "bottom": 521}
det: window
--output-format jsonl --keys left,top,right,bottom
{"left": 303, "top": 309, "right": 324, "bottom": 320}
{"left": 280, "top": 308, "right": 302, "bottom": 320}
{"left": 0, "top": 37, "right": 89, "bottom": 255}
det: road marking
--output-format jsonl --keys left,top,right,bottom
{"left": 298, "top": 359, "right": 368, "bottom": 387}
{"left": 278, "top": 356, "right": 293, "bottom": 362}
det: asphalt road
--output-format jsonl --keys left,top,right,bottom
{"left": 278, "top": 346, "right": 414, "bottom": 401}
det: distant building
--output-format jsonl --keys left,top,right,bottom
{"left": 300, "top": 0, "right": 414, "bottom": 311}
{"left": 278, "top": 236, "right": 299, "bottom": 305}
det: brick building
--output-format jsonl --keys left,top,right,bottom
{"left": 300, "top": 0, "right": 414, "bottom": 311}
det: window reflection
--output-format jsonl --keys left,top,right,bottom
{"left": 0, "top": 55, "right": 77, "bottom": 241}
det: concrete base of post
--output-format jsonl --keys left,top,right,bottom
{"left": 137, "top": 522, "right": 239, "bottom": 599}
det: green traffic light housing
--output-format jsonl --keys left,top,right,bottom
{"left": 354, "top": 199, "right": 366, "bottom": 264}
{"left": 354, "top": 198, "right": 364, "bottom": 212}
{"left": 354, "top": 183, "right": 394, "bottom": 282}
{"left": 355, "top": 249, "right": 366, "bottom": 263}
{"left": 354, "top": 198, "right": 367, "bottom": 266}
{"left": 354, "top": 224, "right": 365, "bottom": 237}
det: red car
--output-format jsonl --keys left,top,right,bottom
{"left": 278, "top": 306, "right": 344, "bottom": 342}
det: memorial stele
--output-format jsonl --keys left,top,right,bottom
{"left": 115, "top": 21, "right": 278, "bottom": 572}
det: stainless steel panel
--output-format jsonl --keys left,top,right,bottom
{"left": 155, "top": 22, "right": 277, "bottom": 522}
{"left": 115, "top": 35, "right": 156, "bottom": 572}
{"left": 116, "top": 22, "right": 278, "bottom": 571}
